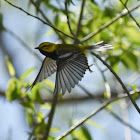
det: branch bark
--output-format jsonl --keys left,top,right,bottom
{"left": 75, "top": 0, "right": 86, "bottom": 40}
{"left": 5, "top": 0, "right": 74, "bottom": 40}
{"left": 56, "top": 90, "right": 139, "bottom": 140}
{"left": 29, "top": 0, "right": 66, "bottom": 43}
{"left": 119, "top": 0, "right": 140, "bottom": 28}
{"left": 82, "top": 2, "right": 140, "bottom": 42}
{"left": 78, "top": 85, "right": 140, "bottom": 134}
{"left": 44, "top": 93, "right": 58, "bottom": 140}
{"left": 91, "top": 52, "right": 140, "bottom": 113}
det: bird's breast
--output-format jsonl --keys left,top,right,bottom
{"left": 40, "top": 50, "right": 58, "bottom": 60}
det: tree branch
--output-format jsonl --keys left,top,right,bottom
{"left": 78, "top": 85, "right": 140, "bottom": 134}
{"left": 93, "top": 59, "right": 140, "bottom": 133}
{"left": 75, "top": 0, "right": 86, "bottom": 39}
{"left": 82, "top": 2, "right": 140, "bottom": 42}
{"left": 56, "top": 90, "right": 139, "bottom": 140}
{"left": 65, "top": 0, "right": 75, "bottom": 37}
{"left": 44, "top": 93, "right": 58, "bottom": 140}
{"left": 64, "top": 0, "right": 82, "bottom": 44}
{"left": 5, "top": 0, "right": 74, "bottom": 40}
{"left": 91, "top": 52, "right": 140, "bottom": 113}
{"left": 119, "top": 0, "right": 140, "bottom": 28}
{"left": 29, "top": 0, "right": 66, "bottom": 43}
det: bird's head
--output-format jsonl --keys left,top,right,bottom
{"left": 35, "top": 42, "right": 56, "bottom": 52}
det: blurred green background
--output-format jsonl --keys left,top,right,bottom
{"left": 0, "top": 0, "right": 140, "bottom": 140}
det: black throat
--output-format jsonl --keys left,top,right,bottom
{"left": 39, "top": 49, "right": 57, "bottom": 60}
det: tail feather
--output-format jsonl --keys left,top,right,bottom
{"left": 89, "top": 41, "right": 113, "bottom": 51}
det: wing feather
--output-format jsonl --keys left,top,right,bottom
{"left": 64, "top": 65, "right": 78, "bottom": 88}
{"left": 67, "top": 63, "right": 84, "bottom": 77}
{"left": 62, "top": 68, "right": 73, "bottom": 92}
{"left": 54, "top": 51, "right": 88, "bottom": 94}
{"left": 54, "top": 69, "right": 61, "bottom": 94}
{"left": 30, "top": 57, "right": 57, "bottom": 89}
{"left": 69, "top": 62, "right": 87, "bottom": 74}
{"left": 59, "top": 67, "right": 67, "bottom": 94}
{"left": 61, "top": 68, "right": 71, "bottom": 93}
{"left": 64, "top": 65, "right": 79, "bottom": 85}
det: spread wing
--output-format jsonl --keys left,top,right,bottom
{"left": 31, "top": 57, "right": 57, "bottom": 89}
{"left": 54, "top": 51, "right": 88, "bottom": 95}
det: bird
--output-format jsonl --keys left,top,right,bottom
{"left": 30, "top": 41, "right": 113, "bottom": 94}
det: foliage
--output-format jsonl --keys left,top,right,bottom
{"left": 1, "top": 0, "right": 140, "bottom": 139}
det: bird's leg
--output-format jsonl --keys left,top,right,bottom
{"left": 88, "top": 64, "right": 93, "bottom": 72}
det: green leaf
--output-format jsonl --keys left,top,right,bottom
{"left": 133, "top": 93, "right": 139, "bottom": 101}
{"left": 86, "top": 119, "right": 106, "bottom": 132}
{"left": 43, "top": 79, "right": 55, "bottom": 89}
{"left": 90, "top": 0, "right": 97, "bottom": 5}
{"left": 48, "top": 136, "right": 55, "bottom": 140}
{"left": 40, "top": 102, "right": 51, "bottom": 109}
{"left": 72, "top": 126, "right": 92, "bottom": 140}
{"left": 45, "top": 29, "right": 55, "bottom": 36}
{"left": 31, "top": 83, "right": 43, "bottom": 103}
{"left": 47, "top": 136, "right": 55, "bottom": 140}
{"left": 127, "top": 84, "right": 139, "bottom": 100}
{"left": 67, "top": 0, "right": 75, "bottom": 5}
{"left": 26, "top": 108, "right": 34, "bottom": 126}
{"left": 120, "top": 50, "right": 139, "bottom": 71}
{"left": 50, "top": 127, "right": 60, "bottom": 132}
{"left": 81, "top": 126, "right": 92, "bottom": 140}
{"left": 20, "top": 67, "right": 36, "bottom": 80}
{"left": 0, "top": 13, "right": 6, "bottom": 31}
{"left": 20, "top": 95, "right": 34, "bottom": 110}
{"left": 54, "top": 14, "right": 59, "bottom": 26}
{"left": 128, "top": 84, "right": 137, "bottom": 91}
{"left": 125, "top": 25, "right": 140, "bottom": 44}
{"left": 133, "top": 50, "right": 140, "bottom": 56}
{"left": 36, "top": 111, "right": 45, "bottom": 123}
{"left": 5, "top": 56, "right": 15, "bottom": 76}
{"left": 6, "top": 77, "right": 28, "bottom": 101}
{"left": 107, "top": 55, "right": 119, "bottom": 72}
{"left": 6, "top": 78, "right": 18, "bottom": 101}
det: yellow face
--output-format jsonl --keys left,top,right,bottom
{"left": 38, "top": 42, "right": 56, "bottom": 52}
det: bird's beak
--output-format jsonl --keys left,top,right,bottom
{"left": 35, "top": 47, "right": 39, "bottom": 49}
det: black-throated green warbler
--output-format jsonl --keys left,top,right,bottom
{"left": 31, "top": 41, "right": 112, "bottom": 94}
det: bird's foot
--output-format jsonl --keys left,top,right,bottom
{"left": 88, "top": 64, "right": 93, "bottom": 72}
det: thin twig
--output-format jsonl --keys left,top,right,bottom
{"left": 30, "top": 0, "right": 52, "bottom": 25}
{"left": 78, "top": 85, "right": 140, "bottom": 134}
{"left": 56, "top": 91, "right": 139, "bottom": 140}
{"left": 75, "top": 0, "right": 86, "bottom": 40}
{"left": 5, "top": 0, "right": 74, "bottom": 40}
{"left": 44, "top": 93, "right": 58, "bottom": 140}
{"left": 93, "top": 59, "right": 140, "bottom": 133}
{"left": 6, "top": 0, "right": 140, "bottom": 135}
{"left": 125, "top": 0, "right": 129, "bottom": 5}
{"left": 0, "top": 89, "right": 129, "bottom": 103}
{"left": 91, "top": 52, "right": 140, "bottom": 113}
{"left": 65, "top": 0, "right": 82, "bottom": 44}
{"left": 29, "top": 0, "right": 65, "bottom": 43}
{"left": 65, "top": 0, "right": 75, "bottom": 37}
{"left": 120, "top": 0, "right": 140, "bottom": 28}
{"left": 82, "top": 2, "right": 140, "bottom": 42}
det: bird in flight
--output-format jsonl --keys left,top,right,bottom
{"left": 30, "top": 41, "right": 112, "bottom": 94}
